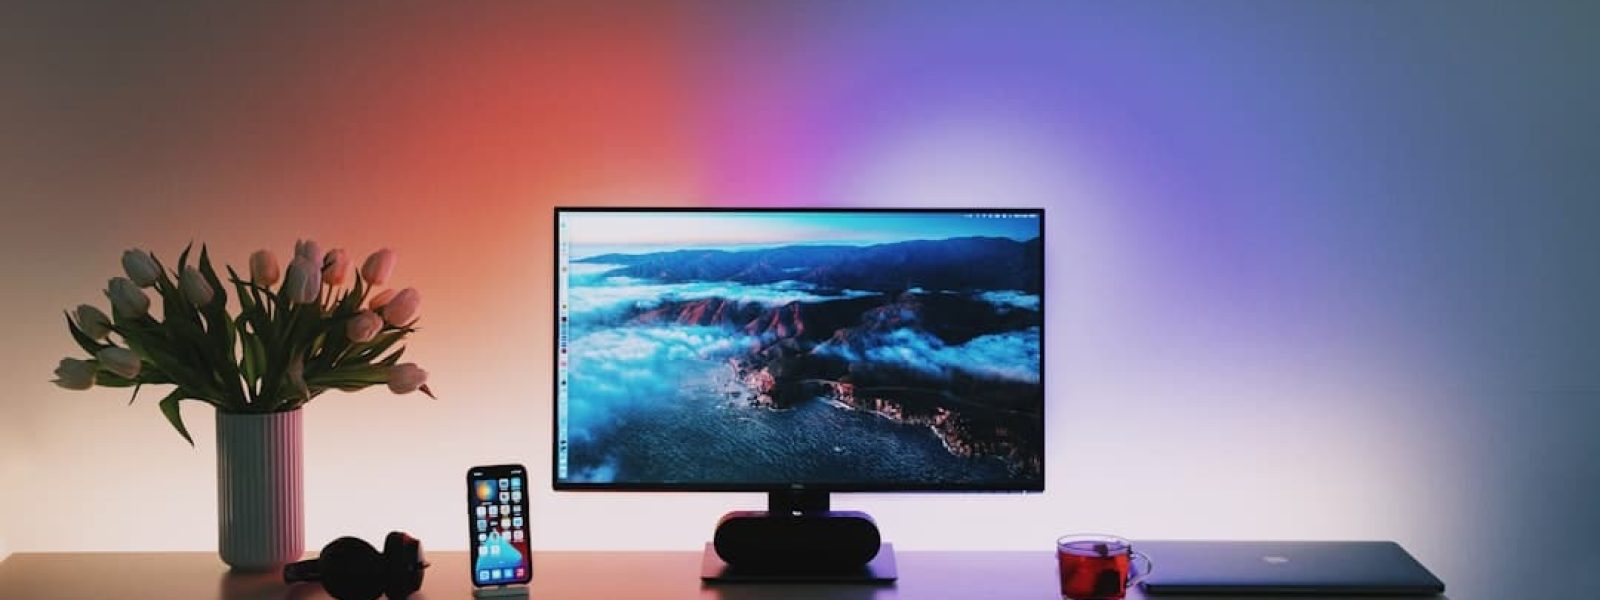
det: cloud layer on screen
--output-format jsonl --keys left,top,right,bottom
{"left": 978, "top": 290, "right": 1041, "bottom": 311}
{"left": 816, "top": 326, "right": 1042, "bottom": 384}
{"left": 566, "top": 265, "right": 874, "bottom": 321}
{"left": 564, "top": 325, "right": 754, "bottom": 444}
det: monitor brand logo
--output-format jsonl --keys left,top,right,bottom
{"left": 1262, "top": 555, "right": 1291, "bottom": 565}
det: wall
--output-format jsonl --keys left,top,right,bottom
{"left": 2, "top": 2, "right": 1597, "bottom": 597}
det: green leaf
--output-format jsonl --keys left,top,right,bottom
{"left": 64, "top": 312, "right": 111, "bottom": 355}
{"left": 228, "top": 266, "right": 258, "bottom": 316}
{"left": 148, "top": 248, "right": 197, "bottom": 327}
{"left": 334, "top": 274, "right": 366, "bottom": 317}
{"left": 138, "top": 368, "right": 174, "bottom": 386}
{"left": 96, "top": 372, "right": 139, "bottom": 388}
{"left": 349, "top": 330, "right": 407, "bottom": 364}
{"left": 240, "top": 329, "right": 266, "bottom": 385}
{"left": 147, "top": 252, "right": 181, "bottom": 304}
{"left": 228, "top": 272, "right": 283, "bottom": 309}
{"left": 158, "top": 389, "right": 195, "bottom": 446}
{"left": 164, "top": 311, "right": 209, "bottom": 348}
{"left": 159, "top": 278, "right": 201, "bottom": 329}
{"left": 377, "top": 346, "right": 405, "bottom": 366}
{"left": 121, "top": 326, "right": 223, "bottom": 401}
{"left": 198, "top": 245, "right": 230, "bottom": 311}
{"left": 304, "top": 362, "right": 390, "bottom": 388}
{"left": 176, "top": 242, "right": 193, "bottom": 278}
{"left": 197, "top": 247, "right": 244, "bottom": 407}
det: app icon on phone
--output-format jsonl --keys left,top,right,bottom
{"left": 501, "top": 517, "right": 511, "bottom": 529}
{"left": 475, "top": 505, "right": 486, "bottom": 518}
{"left": 489, "top": 505, "right": 499, "bottom": 517}
{"left": 512, "top": 491, "right": 522, "bottom": 502}
{"left": 512, "top": 477, "right": 522, "bottom": 489}
{"left": 478, "top": 533, "right": 486, "bottom": 542}
{"left": 499, "top": 491, "right": 509, "bottom": 502}
{"left": 479, "top": 570, "right": 489, "bottom": 581}
{"left": 498, "top": 478, "right": 509, "bottom": 488}
{"left": 475, "top": 480, "right": 497, "bottom": 502}
{"left": 476, "top": 519, "right": 487, "bottom": 531}
{"left": 513, "top": 516, "right": 523, "bottom": 527}
{"left": 514, "top": 530, "right": 524, "bottom": 542}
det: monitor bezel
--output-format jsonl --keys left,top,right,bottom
{"left": 551, "top": 206, "right": 1045, "bottom": 493}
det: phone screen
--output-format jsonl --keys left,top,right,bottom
{"left": 467, "top": 464, "right": 531, "bottom": 587}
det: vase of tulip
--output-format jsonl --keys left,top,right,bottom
{"left": 52, "top": 240, "right": 435, "bottom": 571}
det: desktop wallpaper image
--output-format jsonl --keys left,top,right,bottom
{"left": 557, "top": 211, "right": 1043, "bottom": 487}
{"left": 1, "top": 3, "right": 1596, "bottom": 598}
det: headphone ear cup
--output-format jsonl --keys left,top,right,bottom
{"left": 318, "top": 537, "right": 386, "bottom": 600}
{"left": 381, "top": 531, "right": 425, "bottom": 598}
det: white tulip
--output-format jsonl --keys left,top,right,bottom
{"left": 74, "top": 304, "right": 112, "bottom": 339}
{"left": 280, "top": 256, "right": 322, "bottom": 305}
{"left": 52, "top": 358, "right": 97, "bottom": 390}
{"left": 95, "top": 347, "right": 141, "bottom": 379}
{"left": 106, "top": 277, "right": 150, "bottom": 318}
{"left": 294, "top": 239, "right": 324, "bottom": 265}
{"left": 368, "top": 289, "right": 398, "bottom": 310}
{"left": 121, "top": 249, "right": 161, "bottom": 287}
{"left": 380, "top": 288, "right": 421, "bottom": 326}
{"left": 180, "top": 266, "right": 215, "bottom": 306}
{"left": 250, "top": 250, "right": 281, "bottom": 287}
{"left": 346, "top": 311, "right": 383, "bottom": 343}
{"left": 322, "top": 248, "right": 350, "bottom": 287}
{"left": 360, "top": 248, "right": 396, "bottom": 286}
{"left": 387, "top": 363, "right": 429, "bottom": 395}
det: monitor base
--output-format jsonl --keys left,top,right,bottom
{"left": 699, "top": 542, "right": 898, "bottom": 584}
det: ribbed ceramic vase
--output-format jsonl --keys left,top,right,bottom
{"left": 216, "top": 409, "right": 304, "bottom": 571}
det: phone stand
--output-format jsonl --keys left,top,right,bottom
{"left": 472, "top": 585, "right": 530, "bottom": 598}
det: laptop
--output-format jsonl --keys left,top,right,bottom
{"left": 1138, "top": 540, "right": 1445, "bottom": 595}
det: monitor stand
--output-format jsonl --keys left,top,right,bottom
{"left": 700, "top": 491, "right": 898, "bottom": 584}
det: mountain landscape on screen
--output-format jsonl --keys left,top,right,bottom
{"left": 562, "top": 226, "right": 1044, "bottom": 487}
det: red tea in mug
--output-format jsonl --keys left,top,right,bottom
{"left": 1056, "top": 535, "right": 1149, "bottom": 600}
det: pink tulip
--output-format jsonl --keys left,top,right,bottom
{"left": 294, "top": 239, "right": 323, "bottom": 265}
{"left": 280, "top": 256, "right": 322, "bottom": 304}
{"left": 52, "top": 358, "right": 97, "bottom": 390}
{"left": 361, "top": 248, "right": 396, "bottom": 286}
{"left": 96, "top": 347, "right": 141, "bottom": 379}
{"left": 322, "top": 248, "right": 350, "bottom": 287}
{"left": 387, "top": 363, "right": 431, "bottom": 396}
{"left": 121, "top": 249, "right": 161, "bottom": 287}
{"left": 346, "top": 311, "right": 383, "bottom": 343}
{"left": 249, "top": 250, "right": 281, "bottom": 287}
{"left": 74, "top": 304, "right": 112, "bottom": 340}
{"left": 105, "top": 277, "right": 150, "bottom": 318}
{"left": 180, "top": 266, "right": 215, "bottom": 306}
{"left": 381, "top": 288, "right": 421, "bottom": 326}
{"left": 368, "top": 289, "right": 397, "bottom": 310}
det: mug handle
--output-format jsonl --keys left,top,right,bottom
{"left": 1127, "top": 551, "right": 1154, "bottom": 588}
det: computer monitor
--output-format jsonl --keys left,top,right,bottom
{"left": 553, "top": 207, "right": 1045, "bottom": 496}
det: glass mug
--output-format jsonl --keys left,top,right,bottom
{"left": 1056, "top": 534, "right": 1153, "bottom": 600}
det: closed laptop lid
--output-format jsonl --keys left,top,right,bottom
{"left": 1137, "top": 540, "right": 1445, "bottom": 595}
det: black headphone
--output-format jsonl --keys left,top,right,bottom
{"left": 283, "top": 531, "right": 429, "bottom": 600}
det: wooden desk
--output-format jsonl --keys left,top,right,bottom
{"left": 0, "top": 550, "right": 1447, "bottom": 599}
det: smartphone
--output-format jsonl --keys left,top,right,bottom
{"left": 467, "top": 464, "right": 532, "bottom": 587}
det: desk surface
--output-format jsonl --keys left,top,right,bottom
{"left": 0, "top": 550, "right": 1446, "bottom": 600}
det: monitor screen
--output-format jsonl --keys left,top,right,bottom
{"left": 554, "top": 208, "right": 1044, "bottom": 491}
